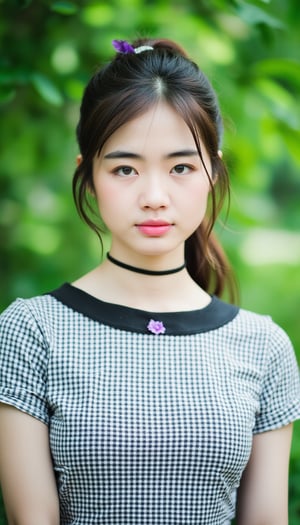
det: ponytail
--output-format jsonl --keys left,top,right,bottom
{"left": 185, "top": 222, "right": 238, "bottom": 303}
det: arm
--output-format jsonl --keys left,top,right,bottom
{"left": 0, "top": 403, "right": 60, "bottom": 525}
{"left": 236, "top": 423, "right": 293, "bottom": 525}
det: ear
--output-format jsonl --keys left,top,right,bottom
{"left": 76, "top": 154, "right": 95, "bottom": 196}
{"left": 210, "top": 150, "right": 222, "bottom": 187}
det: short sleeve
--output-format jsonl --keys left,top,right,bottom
{"left": 254, "top": 321, "right": 300, "bottom": 433}
{"left": 0, "top": 299, "right": 49, "bottom": 424}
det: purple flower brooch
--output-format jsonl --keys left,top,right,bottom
{"left": 147, "top": 319, "right": 166, "bottom": 335}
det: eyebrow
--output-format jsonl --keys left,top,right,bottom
{"left": 103, "top": 149, "right": 199, "bottom": 160}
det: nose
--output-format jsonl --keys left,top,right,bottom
{"left": 138, "top": 174, "right": 170, "bottom": 210}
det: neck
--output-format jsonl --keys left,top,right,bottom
{"left": 106, "top": 252, "right": 186, "bottom": 276}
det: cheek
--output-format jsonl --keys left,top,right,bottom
{"left": 94, "top": 181, "right": 123, "bottom": 211}
{"left": 186, "top": 179, "right": 210, "bottom": 208}
{"left": 93, "top": 181, "right": 134, "bottom": 233}
{"left": 183, "top": 181, "right": 210, "bottom": 225}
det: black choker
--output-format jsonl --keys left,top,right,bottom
{"left": 107, "top": 252, "right": 186, "bottom": 276}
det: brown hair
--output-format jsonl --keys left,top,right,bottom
{"left": 73, "top": 37, "right": 237, "bottom": 302}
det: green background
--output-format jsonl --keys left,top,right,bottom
{"left": 0, "top": 0, "right": 299, "bottom": 522}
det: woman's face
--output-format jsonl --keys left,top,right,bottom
{"left": 92, "top": 101, "right": 213, "bottom": 266}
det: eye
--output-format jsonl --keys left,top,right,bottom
{"left": 113, "top": 165, "right": 137, "bottom": 177}
{"left": 171, "top": 164, "right": 191, "bottom": 175}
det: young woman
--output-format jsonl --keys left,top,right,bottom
{"left": 0, "top": 37, "right": 299, "bottom": 525}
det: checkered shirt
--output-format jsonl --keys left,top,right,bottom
{"left": 0, "top": 283, "right": 300, "bottom": 524}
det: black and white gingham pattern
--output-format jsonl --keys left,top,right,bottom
{"left": 0, "top": 287, "right": 300, "bottom": 525}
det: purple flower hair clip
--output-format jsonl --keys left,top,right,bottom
{"left": 112, "top": 39, "right": 154, "bottom": 55}
{"left": 112, "top": 39, "right": 135, "bottom": 54}
{"left": 147, "top": 319, "right": 166, "bottom": 335}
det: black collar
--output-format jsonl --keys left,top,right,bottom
{"left": 49, "top": 283, "right": 239, "bottom": 336}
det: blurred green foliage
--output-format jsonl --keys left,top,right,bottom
{"left": 0, "top": 0, "right": 299, "bottom": 522}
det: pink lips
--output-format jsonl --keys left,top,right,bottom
{"left": 136, "top": 220, "right": 172, "bottom": 237}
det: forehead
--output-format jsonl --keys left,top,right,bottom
{"left": 100, "top": 101, "right": 197, "bottom": 155}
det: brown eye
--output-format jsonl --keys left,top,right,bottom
{"left": 171, "top": 164, "right": 190, "bottom": 175}
{"left": 114, "top": 166, "right": 137, "bottom": 177}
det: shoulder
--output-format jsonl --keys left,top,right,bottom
{"left": 227, "top": 304, "right": 289, "bottom": 341}
{"left": 0, "top": 290, "right": 67, "bottom": 345}
{"left": 235, "top": 306, "right": 293, "bottom": 346}
{"left": 1, "top": 293, "right": 56, "bottom": 322}
{"left": 229, "top": 306, "right": 297, "bottom": 372}
{"left": 215, "top": 302, "right": 296, "bottom": 367}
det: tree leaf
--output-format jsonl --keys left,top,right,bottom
{"left": 252, "top": 59, "right": 300, "bottom": 90}
{"left": 0, "top": 86, "right": 16, "bottom": 104}
{"left": 81, "top": 4, "right": 113, "bottom": 26}
{"left": 31, "top": 73, "right": 63, "bottom": 106}
{"left": 9, "top": 0, "right": 32, "bottom": 7}
{"left": 51, "top": 1, "right": 78, "bottom": 15}
{"left": 235, "top": 1, "right": 285, "bottom": 28}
